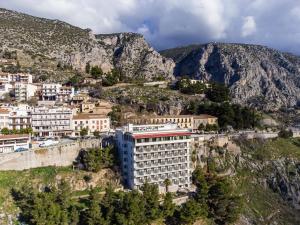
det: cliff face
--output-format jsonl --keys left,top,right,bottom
{"left": 0, "top": 8, "right": 174, "bottom": 81}
{"left": 161, "top": 43, "right": 300, "bottom": 110}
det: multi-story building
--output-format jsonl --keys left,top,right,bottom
{"left": 14, "top": 83, "right": 38, "bottom": 101}
{"left": 0, "top": 72, "right": 33, "bottom": 84}
{"left": 0, "top": 108, "right": 10, "bottom": 129}
{"left": 0, "top": 134, "right": 31, "bottom": 153}
{"left": 31, "top": 106, "right": 74, "bottom": 137}
{"left": 41, "top": 83, "right": 62, "bottom": 101}
{"left": 116, "top": 123, "right": 192, "bottom": 193}
{"left": 41, "top": 84, "right": 74, "bottom": 102}
{"left": 71, "top": 114, "right": 110, "bottom": 136}
{"left": 8, "top": 109, "right": 31, "bottom": 130}
{"left": 127, "top": 114, "right": 218, "bottom": 131}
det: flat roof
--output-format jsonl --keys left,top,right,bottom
{"left": 73, "top": 114, "right": 109, "bottom": 120}
{"left": 128, "top": 114, "right": 217, "bottom": 119}
{"left": 0, "top": 134, "right": 29, "bottom": 140}
{"left": 132, "top": 132, "right": 192, "bottom": 139}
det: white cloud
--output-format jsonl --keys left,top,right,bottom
{"left": 1, "top": 0, "right": 300, "bottom": 53}
{"left": 241, "top": 16, "right": 256, "bottom": 37}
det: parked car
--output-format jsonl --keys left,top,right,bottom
{"left": 15, "top": 147, "right": 28, "bottom": 152}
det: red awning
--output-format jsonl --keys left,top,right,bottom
{"left": 132, "top": 132, "right": 191, "bottom": 139}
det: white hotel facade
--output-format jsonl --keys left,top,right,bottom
{"left": 116, "top": 123, "right": 192, "bottom": 193}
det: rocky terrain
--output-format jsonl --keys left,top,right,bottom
{"left": 0, "top": 8, "right": 174, "bottom": 81}
{"left": 161, "top": 43, "right": 300, "bottom": 110}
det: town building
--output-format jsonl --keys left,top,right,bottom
{"left": 0, "top": 108, "right": 10, "bottom": 129}
{"left": 127, "top": 114, "right": 218, "bottom": 131}
{"left": 31, "top": 106, "right": 74, "bottom": 137}
{"left": 8, "top": 107, "right": 32, "bottom": 130}
{"left": 14, "top": 83, "right": 38, "bottom": 101}
{"left": 0, "top": 72, "right": 33, "bottom": 84}
{"left": 71, "top": 114, "right": 110, "bottom": 136}
{"left": 41, "top": 84, "right": 74, "bottom": 102}
{"left": 0, "top": 134, "right": 31, "bottom": 153}
{"left": 116, "top": 123, "right": 192, "bottom": 193}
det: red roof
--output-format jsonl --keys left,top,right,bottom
{"left": 132, "top": 132, "right": 191, "bottom": 139}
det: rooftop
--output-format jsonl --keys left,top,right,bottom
{"left": 73, "top": 113, "right": 109, "bottom": 120}
{"left": 0, "top": 134, "right": 30, "bottom": 140}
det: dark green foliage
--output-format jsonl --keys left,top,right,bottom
{"left": 90, "top": 66, "right": 103, "bottom": 79}
{"left": 102, "top": 69, "right": 121, "bottom": 86}
{"left": 85, "top": 62, "right": 91, "bottom": 74}
{"left": 175, "top": 77, "right": 206, "bottom": 95}
{"left": 141, "top": 183, "right": 161, "bottom": 222}
{"left": 1, "top": 127, "right": 33, "bottom": 135}
{"left": 205, "top": 82, "right": 230, "bottom": 102}
{"left": 178, "top": 199, "right": 206, "bottom": 224}
{"left": 67, "top": 74, "right": 83, "bottom": 87}
{"left": 80, "top": 128, "right": 88, "bottom": 137}
{"left": 76, "top": 146, "right": 116, "bottom": 172}
{"left": 278, "top": 129, "right": 293, "bottom": 138}
{"left": 190, "top": 167, "right": 241, "bottom": 225}
{"left": 187, "top": 101, "right": 260, "bottom": 129}
{"left": 162, "top": 192, "right": 176, "bottom": 218}
{"left": 12, "top": 181, "right": 75, "bottom": 225}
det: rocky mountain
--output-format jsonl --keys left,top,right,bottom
{"left": 161, "top": 43, "right": 300, "bottom": 110}
{"left": 0, "top": 8, "right": 174, "bottom": 81}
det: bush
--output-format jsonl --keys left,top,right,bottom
{"left": 278, "top": 129, "right": 293, "bottom": 138}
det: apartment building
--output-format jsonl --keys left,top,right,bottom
{"left": 41, "top": 84, "right": 74, "bottom": 102}
{"left": 71, "top": 114, "right": 110, "bottom": 136}
{"left": 31, "top": 106, "right": 74, "bottom": 137}
{"left": 0, "top": 72, "right": 33, "bottom": 84}
{"left": 14, "top": 83, "right": 38, "bottom": 101}
{"left": 0, "top": 108, "right": 10, "bottom": 129}
{"left": 127, "top": 114, "right": 218, "bottom": 130}
{"left": 9, "top": 109, "right": 31, "bottom": 130}
{"left": 0, "top": 134, "right": 31, "bottom": 153}
{"left": 116, "top": 123, "right": 192, "bottom": 193}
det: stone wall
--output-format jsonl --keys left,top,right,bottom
{"left": 0, "top": 139, "right": 101, "bottom": 171}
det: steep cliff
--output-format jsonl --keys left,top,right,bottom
{"left": 161, "top": 43, "right": 300, "bottom": 110}
{"left": 0, "top": 8, "right": 174, "bottom": 81}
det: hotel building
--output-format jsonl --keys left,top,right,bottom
{"left": 31, "top": 106, "right": 73, "bottom": 137}
{"left": 127, "top": 114, "right": 218, "bottom": 131}
{"left": 116, "top": 123, "right": 192, "bottom": 193}
{"left": 71, "top": 114, "right": 110, "bottom": 136}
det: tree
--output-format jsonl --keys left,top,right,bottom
{"left": 85, "top": 62, "right": 91, "bottom": 74}
{"left": 205, "top": 82, "right": 230, "bottom": 103}
{"left": 278, "top": 129, "right": 293, "bottom": 138}
{"left": 90, "top": 66, "right": 103, "bottom": 79}
{"left": 141, "top": 183, "right": 161, "bottom": 222}
{"left": 1, "top": 127, "right": 10, "bottom": 135}
{"left": 84, "top": 189, "right": 106, "bottom": 225}
{"left": 93, "top": 130, "right": 100, "bottom": 137}
{"left": 80, "top": 128, "right": 88, "bottom": 137}
{"left": 163, "top": 178, "right": 172, "bottom": 192}
{"left": 198, "top": 123, "right": 205, "bottom": 131}
{"left": 162, "top": 192, "right": 175, "bottom": 218}
{"left": 179, "top": 199, "right": 206, "bottom": 224}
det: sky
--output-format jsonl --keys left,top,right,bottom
{"left": 1, "top": 0, "right": 300, "bottom": 54}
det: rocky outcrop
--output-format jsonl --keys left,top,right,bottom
{"left": 0, "top": 8, "right": 174, "bottom": 81}
{"left": 267, "top": 159, "right": 300, "bottom": 209}
{"left": 161, "top": 43, "right": 300, "bottom": 110}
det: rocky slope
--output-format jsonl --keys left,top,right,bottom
{"left": 161, "top": 43, "right": 300, "bottom": 110}
{"left": 0, "top": 8, "right": 174, "bottom": 81}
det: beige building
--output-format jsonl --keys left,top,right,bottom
{"left": 0, "top": 134, "right": 31, "bottom": 153}
{"left": 71, "top": 114, "right": 110, "bottom": 136}
{"left": 127, "top": 114, "right": 217, "bottom": 131}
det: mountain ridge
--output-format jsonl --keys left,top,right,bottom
{"left": 161, "top": 42, "right": 300, "bottom": 110}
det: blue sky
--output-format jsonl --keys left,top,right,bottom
{"left": 1, "top": 0, "right": 300, "bottom": 54}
